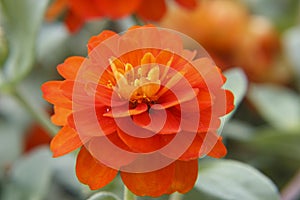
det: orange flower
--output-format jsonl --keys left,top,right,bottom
{"left": 160, "top": 0, "right": 287, "bottom": 83}
{"left": 45, "top": 0, "right": 197, "bottom": 32}
{"left": 24, "top": 124, "right": 52, "bottom": 153}
{"left": 41, "top": 25, "right": 234, "bottom": 197}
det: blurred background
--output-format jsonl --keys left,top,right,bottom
{"left": 0, "top": 0, "right": 300, "bottom": 199}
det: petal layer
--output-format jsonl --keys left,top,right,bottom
{"left": 57, "top": 56, "right": 84, "bottom": 80}
{"left": 41, "top": 81, "right": 72, "bottom": 109}
{"left": 50, "top": 126, "right": 83, "bottom": 157}
{"left": 121, "top": 162, "right": 175, "bottom": 197}
{"left": 167, "top": 160, "right": 198, "bottom": 193}
{"left": 76, "top": 147, "right": 118, "bottom": 190}
{"left": 136, "top": 0, "right": 167, "bottom": 21}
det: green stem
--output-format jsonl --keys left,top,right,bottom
{"left": 12, "top": 87, "right": 58, "bottom": 137}
{"left": 169, "top": 192, "right": 183, "bottom": 200}
{"left": 124, "top": 186, "right": 137, "bottom": 200}
{"left": 131, "top": 14, "right": 145, "bottom": 26}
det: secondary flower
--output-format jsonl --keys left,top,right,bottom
{"left": 24, "top": 124, "right": 51, "bottom": 153}
{"left": 46, "top": 0, "right": 197, "bottom": 32}
{"left": 42, "top": 25, "right": 234, "bottom": 197}
{"left": 160, "top": 0, "right": 287, "bottom": 83}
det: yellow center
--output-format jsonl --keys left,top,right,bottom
{"left": 109, "top": 52, "right": 183, "bottom": 105}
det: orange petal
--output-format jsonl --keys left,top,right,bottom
{"left": 133, "top": 108, "right": 180, "bottom": 134}
{"left": 183, "top": 58, "right": 226, "bottom": 90}
{"left": 76, "top": 147, "right": 118, "bottom": 190}
{"left": 175, "top": 0, "right": 197, "bottom": 9}
{"left": 45, "top": 0, "right": 68, "bottom": 21}
{"left": 67, "top": 106, "right": 117, "bottom": 136}
{"left": 136, "top": 0, "right": 167, "bottom": 21}
{"left": 96, "top": 106, "right": 118, "bottom": 135}
{"left": 178, "top": 134, "right": 203, "bottom": 161}
{"left": 88, "top": 134, "right": 137, "bottom": 168}
{"left": 127, "top": 24, "right": 155, "bottom": 31}
{"left": 121, "top": 162, "right": 175, "bottom": 197}
{"left": 132, "top": 111, "right": 151, "bottom": 127}
{"left": 94, "top": 84, "right": 124, "bottom": 106}
{"left": 95, "top": 0, "right": 141, "bottom": 19}
{"left": 88, "top": 30, "right": 117, "bottom": 53}
{"left": 60, "top": 81, "right": 113, "bottom": 107}
{"left": 117, "top": 127, "right": 174, "bottom": 153}
{"left": 177, "top": 106, "right": 221, "bottom": 133}
{"left": 50, "top": 126, "right": 83, "bottom": 157}
{"left": 68, "top": 0, "right": 103, "bottom": 19}
{"left": 65, "top": 10, "right": 85, "bottom": 33}
{"left": 158, "top": 109, "right": 181, "bottom": 134}
{"left": 51, "top": 106, "right": 72, "bottom": 126}
{"left": 60, "top": 81, "right": 91, "bottom": 105}
{"left": 167, "top": 160, "right": 198, "bottom": 194}
{"left": 225, "top": 90, "right": 235, "bottom": 113}
{"left": 103, "top": 103, "right": 148, "bottom": 118}
{"left": 178, "top": 132, "right": 225, "bottom": 160}
{"left": 207, "top": 137, "right": 227, "bottom": 158}
{"left": 156, "top": 88, "right": 199, "bottom": 109}
{"left": 175, "top": 90, "right": 212, "bottom": 112}
{"left": 209, "top": 88, "right": 235, "bottom": 118}
{"left": 57, "top": 56, "right": 84, "bottom": 80}
{"left": 41, "top": 81, "right": 72, "bottom": 109}
{"left": 24, "top": 125, "right": 52, "bottom": 153}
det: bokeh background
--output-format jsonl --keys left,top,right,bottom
{"left": 0, "top": 0, "right": 300, "bottom": 199}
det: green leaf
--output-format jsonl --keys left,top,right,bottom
{"left": 0, "top": 122, "right": 23, "bottom": 178}
{"left": 37, "top": 23, "right": 69, "bottom": 68}
{"left": 283, "top": 26, "right": 300, "bottom": 80}
{"left": 1, "top": 147, "right": 53, "bottom": 200}
{"left": 195, "top": 159, "right": 280, "bottom": 200}
{"left": 87, "top": 192, "right": 121, "bottom": 200}
{"left": 0, "top": 27, "right": 8, "bottom": 66}
{"left": 241, "top": 0, "right": 299, "bottom": 31}
{"left": 219, "top": 68, "right": 248, "bottom": 133}
{"left": 221, "top": 120, "right": 255, "bottom": 141}
{"left": 0, "top": 0, "right": 49, "bottom": 84}
{"left": 250, "top": 129, "right": 300, "bottom": 161}
{"left": 223, "top": 68, "right": 248, "bottom": 108}
{"left": 50, "top": 154, "right": 85, "bottom": 192}
{"left": 248, "top": 84, "right": 300, "bottom": 131}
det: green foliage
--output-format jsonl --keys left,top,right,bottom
{"left": 250, "top": 129, "right": 300, "bottom": 161}
{"left": 1, "top": 148, "right": 53, "bottom": 200}
{"left": 0, "top": 28, "right": 8, "bottom": 66}
{"left": 193, "top": 159, "right": 281, "bottom": 200}
{"left": 248, "top": 84, "right": 300, "bottom": 131}
{"left": 87, "top": 192, "right": 122, "bottom": 200}
{"left": 219, "top": 68, "right": 248, "bottom": 132}
{"left": 0, "top": 0, "right": 49, "bottom": 86}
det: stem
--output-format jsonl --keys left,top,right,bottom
{"left": 124, "top": 186, "right": 137, "bottom": 200}
{"left": 281, "top": 169, "right": 300, "bottom": 200}
{"left": 169, "top": 192, "right": 184, "bottom": 200}
{"left": 13, "top": 87, "right": 59, "bottom": 137}
{"left": 131, "top": 14, "right": 145, "bottom": 26}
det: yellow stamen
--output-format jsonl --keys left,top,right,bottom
{"left": 108, "top": 51, "right": 175, "bottom": 103}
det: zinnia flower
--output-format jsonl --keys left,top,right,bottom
{"left": 41, "top": 25, "right": 234, "bottom": 197}
{"left": 160, "top": 0, "right": 286, "bottom": 83}
{"left": 46, "top": 0, "right": 197, "bottom": 32}
{"left": 24, "top": 124, "right": 51, "bottom": 153}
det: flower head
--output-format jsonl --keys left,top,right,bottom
{"left": 160, "top": 0, "right": 285, "bottom": 83}
{"left": 41, "top": 25, "right": 234, "bottom": 197}
{"left": 46, "top": 0, "right": 197, "bottom": 32}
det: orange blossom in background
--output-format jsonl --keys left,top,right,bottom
{"left": 46, "top": 0, "right": 197, "bottom": 32}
